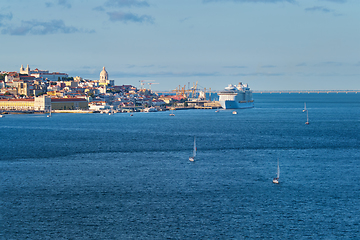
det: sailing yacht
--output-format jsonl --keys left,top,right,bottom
{"left": 189, "top": 136, "right": 196, "bottom": 162}
{"left": 273, "top": 159, "right": 280, "bottom": 184}
{"left": 305, "top": 110, "right": 309, "bottom": 125}
{"left": 303, "top": 102, "right": 307, "bottom": 112}
{"left": 47, "top": 106, "right": 52, "bottom": 118}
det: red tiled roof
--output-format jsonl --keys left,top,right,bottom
{"left": 0, "top": 98, "right": 34, "bottom": 102}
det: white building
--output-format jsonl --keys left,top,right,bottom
{"left": 20, "top": 64, "right": 68, "bottom": 81}
{"left": 34, "top": 95, "right": 51, "bottom": 111}
{"left": 99, "top": 67, "right": 114, "bottom": 86}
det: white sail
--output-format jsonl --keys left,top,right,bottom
{"left": 277, "top": 159, "right": 280, "bottom": 179}
{"left": 189, "top": 136, "right": 196, "bottom": 161}
{"left": 307, "top": 110, "right": 309, "bottom": 122}
{"left": 193, "top": 137, "right": 196, "bottom": 158}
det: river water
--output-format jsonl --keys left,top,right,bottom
{"left": 1, "top": 93, "right": 359, "bottom": 239}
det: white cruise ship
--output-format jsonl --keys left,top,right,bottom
{"left": 218, "top": 82, "right": 254, "bottom": 109}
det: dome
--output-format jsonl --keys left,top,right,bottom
{"left": 100, "top": 66, "right": 108, "bottom": 81}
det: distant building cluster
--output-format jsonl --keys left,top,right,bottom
{"left": 0, "top": 65, "right": 184, "bottom": 112}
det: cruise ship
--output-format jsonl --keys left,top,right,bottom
{"left": 218, "top": 82, "right": 254, "bottom": 109}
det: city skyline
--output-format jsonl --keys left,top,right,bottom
{"left": 0, "top": 0, "right": 359, "bottom": 91}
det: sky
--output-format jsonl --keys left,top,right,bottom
{"left": 0, "top": 0, "right": 359, "bottom": 91}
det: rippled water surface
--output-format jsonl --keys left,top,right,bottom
{"left": 1, "top": 93, "right": 360, "bottom": 239}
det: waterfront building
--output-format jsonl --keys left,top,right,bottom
{"left": 88, "top": 101, "right": 110, "bottom": 111}
{"left": 0, "top": 98, "right": 34, "bottom": 111}
{"left": 0, "top": 96, "right": 88, "bottom": 111}
{"left": 151, "top": 99, "right": 166, "bottom": 107}
{"left": 0, "top": 95, "right": 50, "bottom": 111}
{"left": 50, "top": 98, "right": 89, "bottom": 110}
{"left": 34, "top": 95, "right": 51, "bottom": 111}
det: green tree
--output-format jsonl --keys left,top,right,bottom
{"left": 0, "top": 74, "right": 7, "bottom": 81}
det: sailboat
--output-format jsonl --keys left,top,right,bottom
{"left": 303, "top": 102, "right": 307, "bottom": 112}
{"left": 215, "top": 107, "right": 219, "bottom": 113}
{"left": 169, "top": 109, "right": 175, "bottom": 116}
{"left": 305, "top": 109, "right": 309, "bottom": 125}
{"left": 47, "top": 106, "right": 52, "bottom": 118}
{"left": 189, "top": 136, "right": 196, "bottom": 162}
{"left": 273, "top": 158, "right": 280, "bottom": 184}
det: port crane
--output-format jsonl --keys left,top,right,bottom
{"left": 147, "top": 82, "right": 159, "bottom": 90}
{"left": 139, "top": 80, "right": 155, "bottom": 89}
{"left": 172, "top": 85, "right": 187, "bottom": 97}
{"left": 189, "top": 82, "right": 198, "bottom": 98}
{"left": 171, "top": 82, "right": 200, "bottom": 98}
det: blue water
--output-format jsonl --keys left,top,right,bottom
{"left": 1, "top": 93, "right": 360, "bottom": 239}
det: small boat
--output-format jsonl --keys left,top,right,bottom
{"left": 143, "top": 107, "right": 158, "bottom": 112}
{"left": 130, "top": 113, "right": 133, "bottom": 116}
{"left": 215, "top": 108, "right": 219, "bottom": 113}
{"left": 189, "top": 136, "right": 196, "bottom": 162}
{"left": 303, "top": 102, "right": 307, "bottom": 112}
{"left": 47, "top": 107, "right": 52, "bottom": 118}
{"left": 232, "top": 111, "right": 237, "bottom": 115}
{"left": 273, "top": 158, "right": 280, "bottom": 184}
{"left": 169, "top": 109, "right": 175, "bottom": 116}
{"left": 305, "top": 109, "right": 309, "bottom": 125}
{"left": 0, "top": 115, "right": 4, "bottom": 118}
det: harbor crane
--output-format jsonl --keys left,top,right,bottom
{"left": 147, "top": 82, "right": 159, "bottom": 90}
{"left": 171, "top": 82, "right": 200, "bottom": 98}
{"left": 172, "top": 85, "right": 187, "bottom": 97}
{"left": 139, "top": 80, "right": 154, "bottom": 89}
{"left": 190, "top": 81, "right": 198, "bottom": 98}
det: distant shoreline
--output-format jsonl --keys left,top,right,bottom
{"left": 155, "top": 90, "right": 359, "bottom": 94}
{"left": 252, "top": 90, "right": 359, "bottom": 94}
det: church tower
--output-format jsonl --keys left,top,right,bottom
{"left": 25, "top": 64, "right": 30, "bottom": 74}
{"left": 100, "top": 66, "right": 108, "bottom": 83}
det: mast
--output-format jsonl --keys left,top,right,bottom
{"left": 306, "top": 110, "right": 309, "bottom": 124}
{"left": 193, "top": 137, "right": 196, "bottom": 157}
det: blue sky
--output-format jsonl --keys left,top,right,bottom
{"left": 0, "top": 0, "right": 359, "bottom": 91}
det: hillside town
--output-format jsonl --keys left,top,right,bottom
{"left": 0, "top": 65, "right": 200, "bottom": 114}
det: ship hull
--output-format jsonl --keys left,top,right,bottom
{"left": 220, "top": 100, "right": 254, "bottom": 109}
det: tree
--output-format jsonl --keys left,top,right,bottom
{"left": 0, "top": 74, "right": 7, "bottom": 81}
